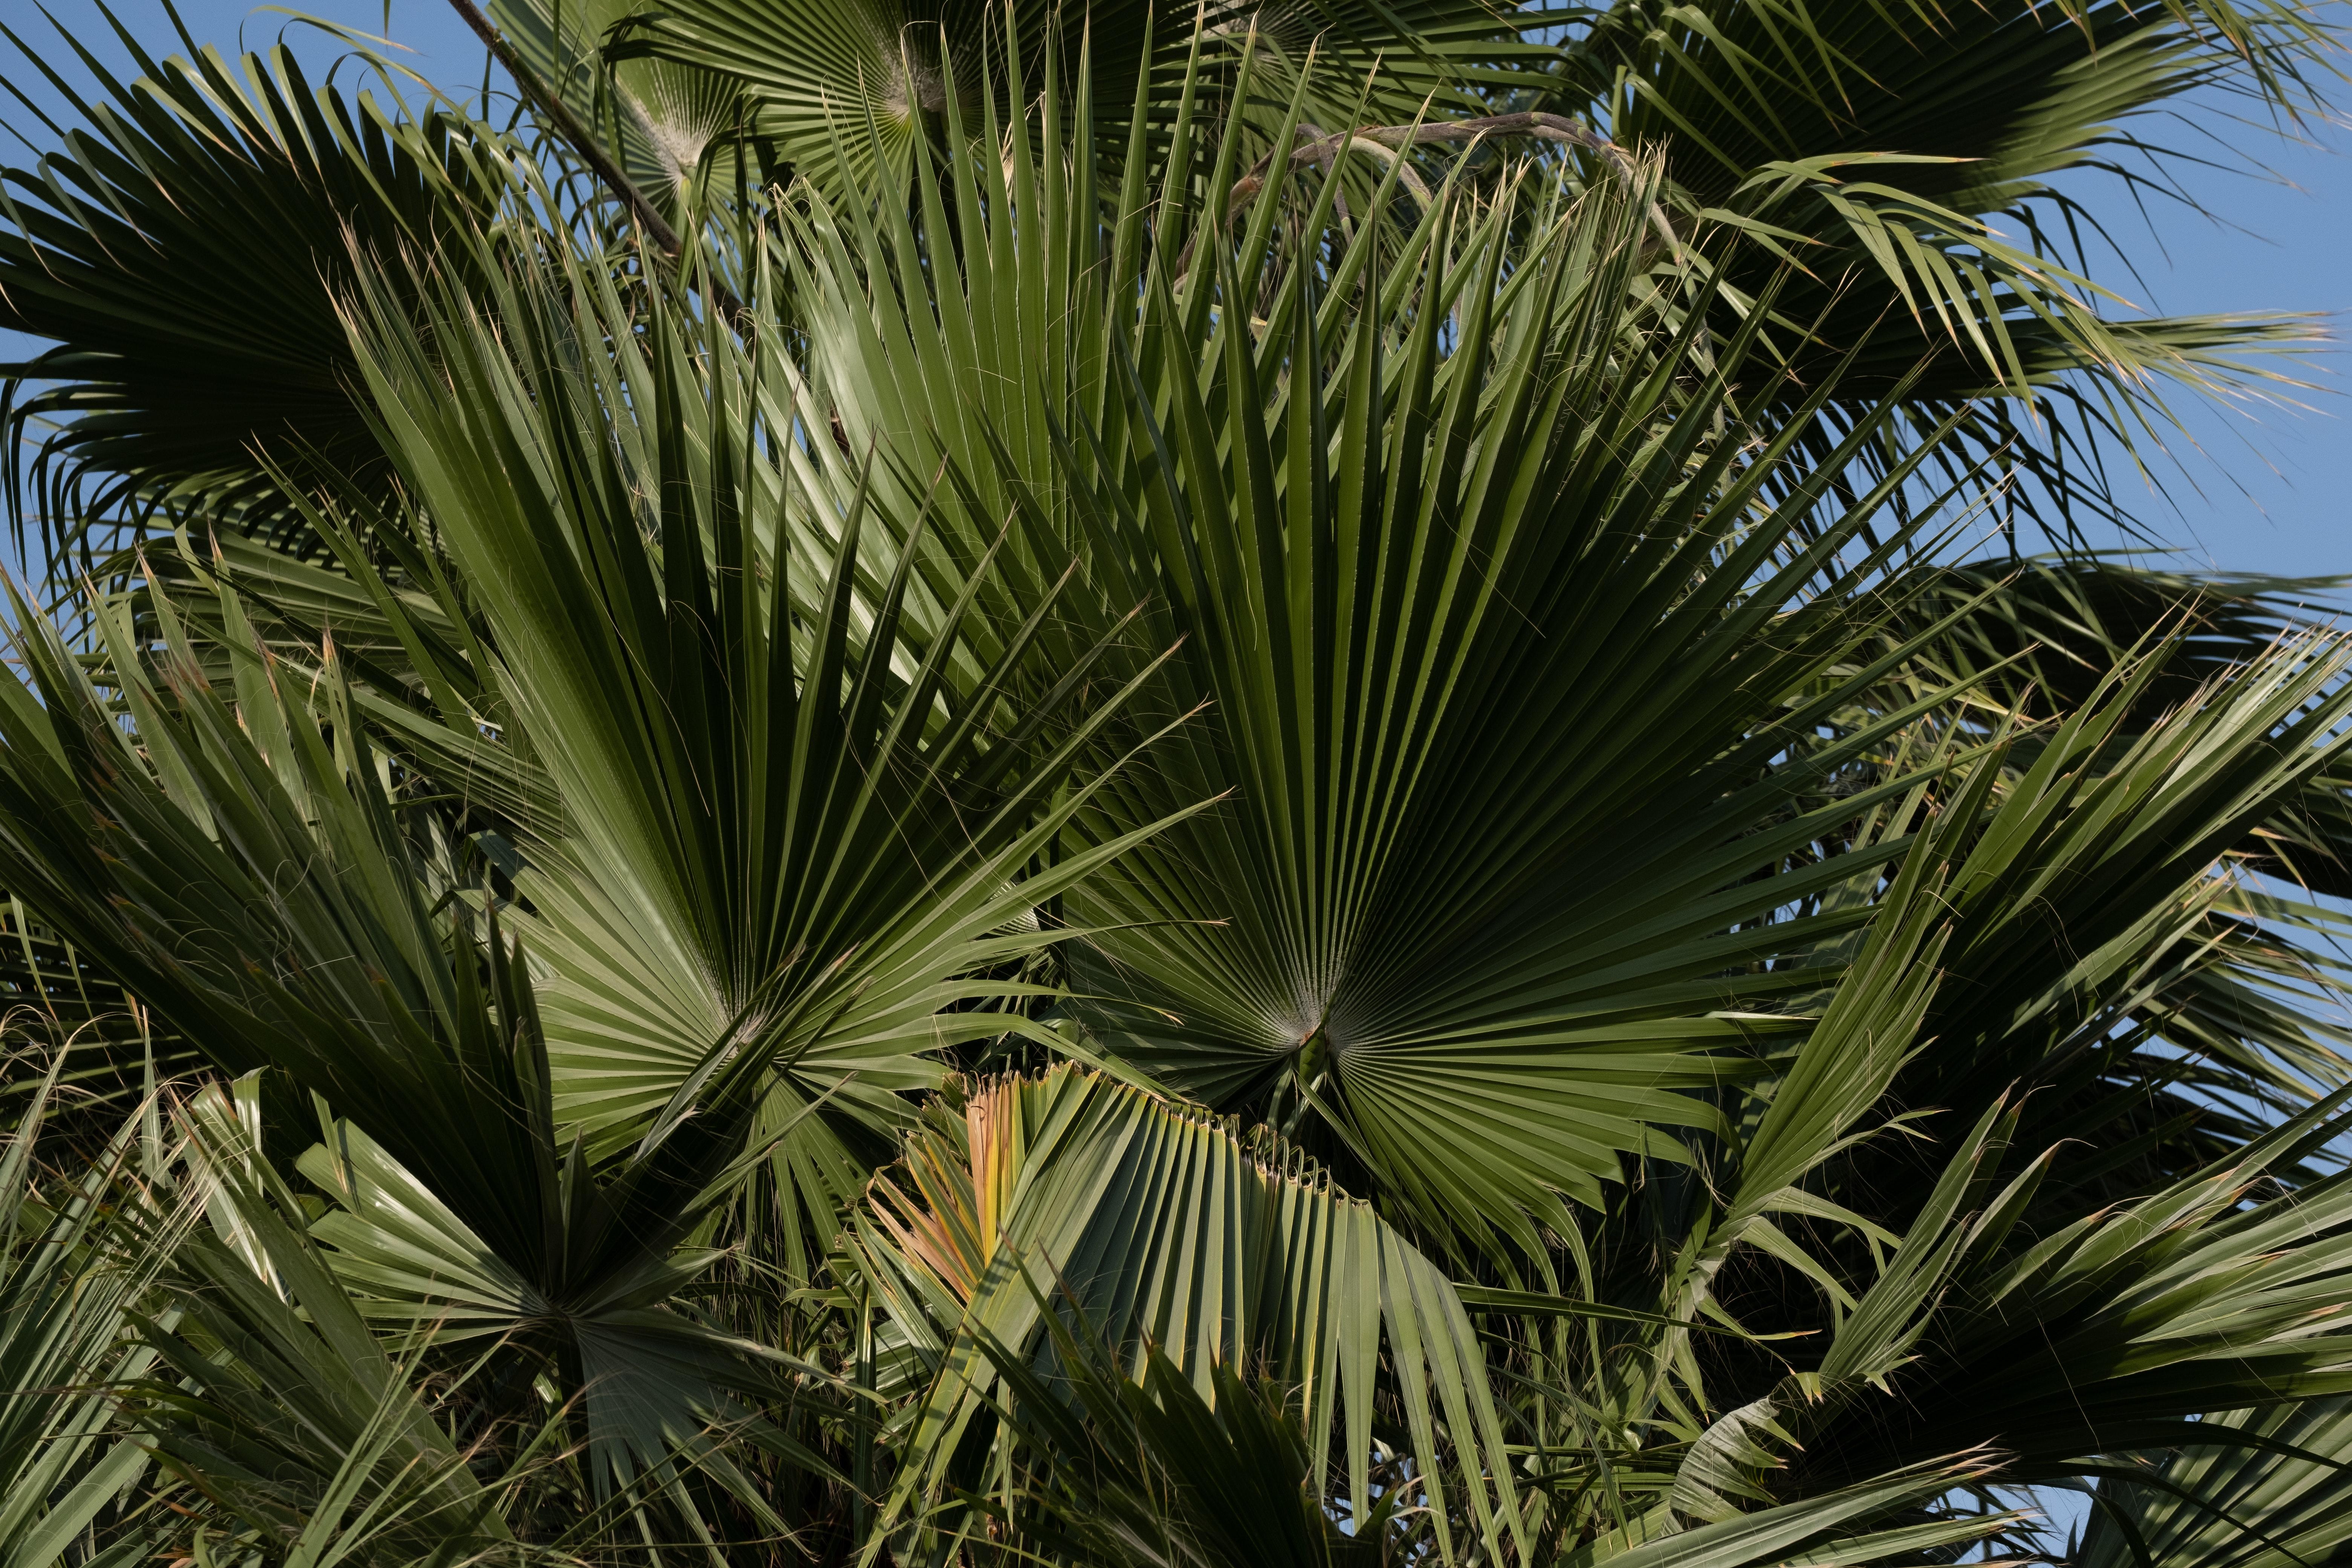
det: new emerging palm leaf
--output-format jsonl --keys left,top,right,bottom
{"left": 0, "top": 1, "right": 2347, "bottom": 1564}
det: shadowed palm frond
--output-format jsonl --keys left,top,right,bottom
{"left": 0, "top": 13, "right": 531, "bottom": 573}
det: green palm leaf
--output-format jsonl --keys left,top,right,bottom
{"left": 848, "top": 1064, "right": 1525, "bottom": 1563}
{"left": 783, "top": 61, "right": 2035, "bottom": 1265}
{"left": 2078, "top": 1396, "right": 2352, "bottom": 1568}
{"left": 0, "top": 1055, "right": 180, "bottom": 1568}
{"left": 0, "top": 16, "right": 521, "bottom": 564}
{"left": 0, "top": 225, "right": 1200, "bottom": 1505}
{"left": 130, "top": 1085, "right": 514, "bottom": 1567}
{"left": 1554, "top": 0, "right": 2337, "bottom": 531}
{"left": 604, "top": 0, "right": 1551, "bottom": 203}
{"left": 335, "top": 227, "right": 1208, "bottom": 1150}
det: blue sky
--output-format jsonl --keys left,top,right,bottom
{"left": 3, "top": 0, "right": 2348, "bottom": 585}
{"left": 2046, "top": 95, "right": 2352, "bottom": 582}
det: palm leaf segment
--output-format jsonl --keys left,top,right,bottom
{"left": 335, "top": 229, "right": 1205, "bottom": 1150}
{"left": 484, "top": 0, "right": 761, "bottom": 216}
{"left": 1590, "top": 630, "right": 2352, "bottom": 1536}
{"left": 133, "top": 1086, "right": 516, "bottom": 1566}
{"left": 0, "top": 1058, "right": 187, "bottom": 1568}
{"left": 1662, "top": 1078, "right": 2352, "bottom": 1521}
{"left": 0, "top": 17, "right": 523, "bottom": 556}
{"left": 0, "top": 217, "right": 1197, "bottom": 1498}
{"left": 519, "top": 0, "right": 1554, "bottom": 203}
{"left": 850, "top": 1064, "right": 1523, "bottom": 1560}
{"left": 2078, "top": 1395, "right": 2352, "bottom": 1568}
{"left": 1555, "top": 0, "right": 2339, "bottom": 527}
{"left": 787, "top": 74, "right": 2011, "bottom": 1266}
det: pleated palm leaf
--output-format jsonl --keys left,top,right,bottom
{"left": 550, "top": 0, "right": 1554, "bottom": 203}
{"left": 500, "top": 0, "right": 2337, "bottom": 539}
{"left": 774, "top": 63, "right": 2352, "bottom": 1557}
{"left": 6, "top": 0, "right": 2334, "bottom": 567}
{"left": 0, "top": 1053, "right": 185, "bottom": 1568}
{"left": 0, "top": 8, "right": 2347, "bottom": 1568}
{"left": 0, "top": 205, "right": 1214, "bottom": 1533}
{"left": 771, "top": 60, "right": 2151, "bottom": 1276}
{"left": 487, "top": 0, "right": 764, "bottom": 216}
{"left": 844, "top": 1065, "right": 1531, "bottom": 1560}
{"left": 1550, "top": 0, "right": 2340, "bottom": 530}
{"left": 127, "top": 1082, "right": 524, "bottom": 1568}
{"left": 1539, "top": 632, "right": 2352, "bottom": 1548}
{"left": 972, "top": 1291, "right": 2019, "bottom": 1568}
{"left": 2076, "top": 1396, "right": 2352, "bottom": 1568}
{"left": 0, "top": 16, "right": 529, "bottom": 563}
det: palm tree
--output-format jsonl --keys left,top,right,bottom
{"left": 0, "top": 0, "right": 2349, "bottom": 1563}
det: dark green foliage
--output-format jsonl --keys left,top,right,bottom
{"left": 0, "top": 2, "right": 2344, "bottom": 1564}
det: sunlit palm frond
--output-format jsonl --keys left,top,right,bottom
{"left": 0, "top": 1055, "right": 182, "bottom": 1568}
{"left": 848, "top": 1064, "right": 1527, "bottom": 1562}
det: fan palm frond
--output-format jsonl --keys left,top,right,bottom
{"left": 0, "top": 13, "right": 528, "bottom": 568}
